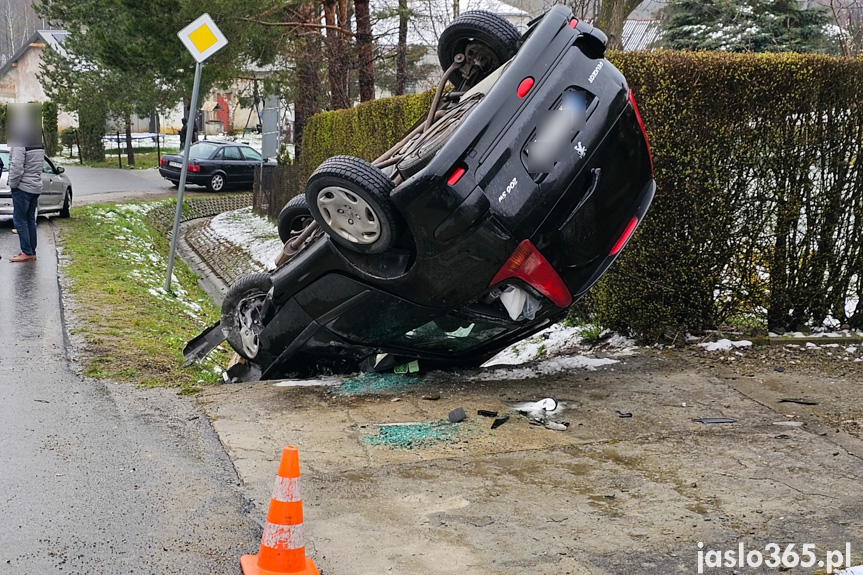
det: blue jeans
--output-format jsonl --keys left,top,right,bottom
{"left": 11, "top": 188, "right": 39, "bottom": 256}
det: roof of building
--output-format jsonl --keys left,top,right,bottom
{"left": 621, "top": 19, "right": 662, "bottom": 51}
{"left": 0, "top": 30, "right": 69, "bottom": 79}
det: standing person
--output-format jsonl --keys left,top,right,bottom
{"left": 8, "top": 128, "right": 44, "bottom": 263}
{"left": 179, "top": 117, "right": 188, "bottom": 149}
{"left": 190, "top": 111, "right": 200, "bottom": 144}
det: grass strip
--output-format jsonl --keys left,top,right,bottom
{"left": 57, "top": 200, "right": 227, "bottom": 393}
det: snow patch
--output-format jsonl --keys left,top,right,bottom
{"left": 474, "top": 355, "right": 618, "bottom": 381}
{"left": 208, "top": 207, "right": 283, "bottom": 270}
{"left": 698, "top": 339, "right": 753, "bottom": 352}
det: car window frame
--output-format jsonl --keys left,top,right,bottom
{"left": 240, "top": 147, "right": 262, "bottom": 162}
{"left": 223, "top": 146, "right": 243, "bottom": 161}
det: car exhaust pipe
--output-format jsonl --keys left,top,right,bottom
{"left": 275, "top": 221, "right": 320, "bottom": 267}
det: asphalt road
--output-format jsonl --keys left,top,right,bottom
{"left": 0, "top": 220, "right": 260, "bottom": 573}
{"left": 61, "top": 166, "right": 173, "bottom": 197}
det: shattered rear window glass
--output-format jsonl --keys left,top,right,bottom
{"left": 391, "top": 316, "right": 508, "bottom": 352}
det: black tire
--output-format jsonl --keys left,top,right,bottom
{"left": 59, "top": 188, "right": 72, "bottom": 218}
{"left": 207, "top": 172, "right": 227, "bottom": 193}
{"left": 438, "top": 11, "right": 520, "bottom": 87}
{"left": 305, "top": 156, "right": 398, "bottom": 254}
{"left": 221, "top": 273, "right": 273, "bottom": 360}
{"left": 277, "top": 195, "right": 314, "bottom": 243}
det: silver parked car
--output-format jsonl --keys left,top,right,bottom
{"left": 0, "top": 145, "right": 73, "bottom": 218}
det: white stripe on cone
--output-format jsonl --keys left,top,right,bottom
{"left": 261, "top": 522, "right": 305, "bottom": 550}
{"left": 271, "top": 476, "right": 302, "bottom": 502}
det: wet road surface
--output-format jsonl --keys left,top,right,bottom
{"left": 0, "top": 220, "right": 259, "bottom": 573}
{"left": 61, "top": 166, "right": 172, "bottom": 197}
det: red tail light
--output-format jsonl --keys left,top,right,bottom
{"left": 569, "top": 18, "right": 578, "bottom": 28}
{"left": 490, "top": 240, "right": 572, "bottom": 308}
{"left": 187, "top": 163, "right": 200, "bottom": 173}
{"left": 447, "top": 166, "right": 466, "bottom": 186}
{"left": 610, "top": 217, "right": 639, "bottom": 255}
{"left": 517, "top": 77, "right": 534, "bottom": 98}
{"left": 628, "top": 90, "right": 653, "bottom": 174}
{"left": 159, "top": 157, "right": 167, "bottom": 167}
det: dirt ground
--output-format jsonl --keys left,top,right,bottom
{"left": 197, "top": 342, "right": 863, "bottom": 575}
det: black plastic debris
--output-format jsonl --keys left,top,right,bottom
{"left": 774, "top": 366, "right": 786, "bottom": 372}
{"left": 477, "top": 409, "right": 499, "bottom": 418}
{"left": 779, "top": 398, "right": 817, "bottom": 406}
{"left": 775, "top": 434, "right": 793, "bottom": 439}
{"left": 692, "top": 417, "right": 737, "bottom": 424}
{"left": 491, "top": 416, "right": 509, "bottom": 429}
{"left": 616, "top": 410, "right": 633, "bottom": 418}
{"left": 448, "top": 407, "right": 467, "bottom": 423}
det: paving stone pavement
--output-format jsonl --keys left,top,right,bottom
{"left": 184, "top": 218, "right": 267, "bottom": 288}
{"left": 147, "top": 193, "right": 270, "bottom": 296}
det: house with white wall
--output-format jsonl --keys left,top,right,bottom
{"left": 0, "top": 30, "right": 77, "bottom": 130}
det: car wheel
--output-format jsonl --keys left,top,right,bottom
{"left": 59, "top": 189, "right": 72, "bottom": 218}
{"left": 221, "top": 273, "right": 273, "bottom": 361}
{"left": 438, "top": 11, "right": 520, "bottom": 87}
{"left": 207, "top": 172, "right": 226, "bottom": 192}
{"left": 277, "top": 195, "right": 314, "bottom": 243}
{"left": 305, "top": 156, "right": 398, "bottom": 254}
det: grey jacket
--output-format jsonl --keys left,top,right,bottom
{"left": 8, "top": 146, "right": 44, "bottom": 195}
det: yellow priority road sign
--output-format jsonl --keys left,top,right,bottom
{"left": 178, "top": 13, "right": 228, "bottom": 63}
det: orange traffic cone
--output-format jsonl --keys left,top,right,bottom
{"left": 241, "top": 446, "right": 320, "bottom": 575}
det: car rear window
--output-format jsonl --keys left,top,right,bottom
{"left": 188, "top": 142, "right": 220, "bottom": 160}
{"left": 0, "top": 151, "right": 9, "bottom": 166}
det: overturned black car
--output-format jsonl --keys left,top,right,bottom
{"left": 184, "top": 5, "right": 655, "bottom": 382}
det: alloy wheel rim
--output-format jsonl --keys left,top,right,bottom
{"left": 317, "top": 186, "right": 380, "bottom": 244}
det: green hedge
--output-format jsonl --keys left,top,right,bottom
{"left": 299, "top": 51, "right": 863, "bottom": 338}
{"left": 600, "top": 51, "right": 863, "bottom": 337}
{"left": 300, "top": 89, "right": 434, "bottom": 178}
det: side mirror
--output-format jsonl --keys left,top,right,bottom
{"left": 55, "top": 166, "right": 65, "bottom": 174}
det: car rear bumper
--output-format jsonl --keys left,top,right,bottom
{"left": 158, "top": 167, "right": 208, "bottom": 185}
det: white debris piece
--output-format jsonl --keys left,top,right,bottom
{"left": 499, "top": 286, "right": 528, "bottom": 321}
{"left": 511, "top": 397, "right": 562, "bottom": 417}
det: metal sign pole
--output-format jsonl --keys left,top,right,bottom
{"left": 165, "top": 60, "right": 203, "bottom": 292}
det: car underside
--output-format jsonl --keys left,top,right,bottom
{"left": 184, "top": 5, "right": 656, "bottom": 383}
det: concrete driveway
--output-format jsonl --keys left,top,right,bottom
{"left": 196, "top": 347, "right": 863, "bottom": 575}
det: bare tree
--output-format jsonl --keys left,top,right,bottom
{"left": 323, "top": 0, "right": 350, "bottom": 108}
{"left": 596, "top": 0, "right": 643, "bottom": 50}
{"left": 395, "top": 0, "right": 408, "bottom": 94}
{"left": 355, "top": 0, "right": 375, "bottom": 101}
